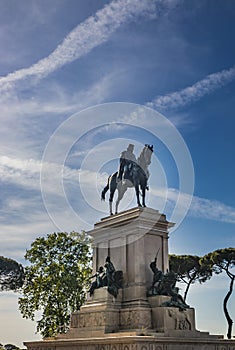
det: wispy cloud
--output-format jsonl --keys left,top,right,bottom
{"left": 151, "top": 187, "right": 235, "bottom": 224}
{"left": 190, "top": 195, "right": 235, "bottom": 224}
{"left": 148, "top": 65, "right": 235, "bottom": 110}
{"left": 0, "top": 0, "right": 159, "bottom": 93}
{"left": 0, "top": 72, "right": 115, "bottom": 163}
{"left": 0, "top": 155, "right": 107, "bottom": 195}
{"left": 0, "top": 73, "right": 113, "bottom": 117}
{"left": 1, "top": 154, "right": 235, "bottom": 225}
{"left": 0, "top": 156, "right": 41, "bottom": 190}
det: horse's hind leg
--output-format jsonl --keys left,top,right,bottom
{"left": 108, "top": 174, "right": 118, "bottom": 215}
{"left": 109, "top": 201, "right": 113, "bottom": 215}
{"left": 135, "top": 185, "right": 142, "bottom": 207}
{"left": 142, "top": 186, "right": 146, "bottom": 207}
{"left": 109, "top": 189, "right": 115, "bottom": 215}
{"left": 115, "top": 185, "right": 126, "bottom": 214}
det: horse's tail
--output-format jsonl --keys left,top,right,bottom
{"left": 101, "top": 176, "right": 111, "bottom": 201}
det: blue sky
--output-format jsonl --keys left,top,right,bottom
{"left": 0, "top": 0, "right": 235, "bottom": 346}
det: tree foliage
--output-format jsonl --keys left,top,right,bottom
{"left": 201, "top": 248, "right": 235, "bottom": 339}
{"left": 169, "top": 254, "right": 212, "bottom": 302}
{"left": 0, "top": 256, "right": 24, "bottom": 291}
{"left": 18, "top": 231, "right": 92, "bottom": 338}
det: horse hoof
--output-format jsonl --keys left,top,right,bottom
{"left": 110, "top": 213, "right": 113, "bottom": 216}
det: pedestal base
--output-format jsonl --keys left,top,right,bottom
{"left": 23, "top": 208, "right": 231, "bottom": 350}
{"left": 62, "top": 289, "right": 122, "bottom": 337}
{"left": 56, "top": 294, "right": 219, "bottom": 342}
{"left": 25, "top": 333, "right": 233, "bottom": 350}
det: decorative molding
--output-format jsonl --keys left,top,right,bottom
{"left": 70, "top": 310, "right": 119, "bottom": 329}
{"left": 25, "top": 339, "right": 235, "bottom": 350}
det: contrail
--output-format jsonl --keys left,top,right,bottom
{"left": 0, "top": 0, "right": 161, "bottom": 92}
{"left": 3, "top": 0, "right": 231, "bottom": 111}
{"left": 148, "top": 65, "right": 235, "bottom": 110}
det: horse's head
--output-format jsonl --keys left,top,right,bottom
{"left": 136, "top": 144, "right": 153, "bottom": 175}
{"left": 144, "top": 144, "right": 153, "bottom": 165}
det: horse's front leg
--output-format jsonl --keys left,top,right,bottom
{"left": 142, "top": 186, "right": 146, "bottom": 207}
{"left": 115, "top": 184, "right": 127, "bottom": 214}
{"left": 109, "top": 200, "right": 113, "bottom": 215}
{"left": 115, "top": 200, "right": 119, "bottom": 215}
{"left": 109, "top": 188, "right": 116, "bottom": 215}
{"left": 135, "top": 184, "right": 142, "bottom": 207}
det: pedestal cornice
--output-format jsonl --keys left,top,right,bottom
{"left": 92, "top": 207, "right": 174, "bottom": 231}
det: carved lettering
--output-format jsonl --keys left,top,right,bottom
{"left": 110, "top": 345, "right": 118, "bottom": 350}
{"left": 149, "top": 345, "right": 163, "bottom": 350}
{"left": 224, "top": 346, "right": 235, "bottom": 350}
{"left": 98, "top": 346, "right": 109, "bottom": 350}
{"left": 123, "top": 345, "right": 130, "bottom": 350}
{"left": 130, "top": 345, "right": 138, "bottom": 350}
{"left": 28, "top": 348, "right": 55, "bottom": 350}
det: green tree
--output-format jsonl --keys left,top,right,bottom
{"left": 202, "top": 248, "right": 235, "bottom": 339}
{"left": 0, "top": 256, "right": 24, "bottom": 291}
{"left": 169, "top": 254, "right": 212, "bottom": 302}
{"left": 18, "top": 231, "right": 92, "bottom": 338}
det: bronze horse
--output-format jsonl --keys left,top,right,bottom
{"left": 101, "top": 144, "right": 153, "bottom": 215}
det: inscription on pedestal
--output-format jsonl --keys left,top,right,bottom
{"left": 95, "top": 345, "right": 164, "bottom": 350}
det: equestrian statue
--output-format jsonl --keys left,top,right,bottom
{"left": 101, "top": 144, "right": 153, "bottom": 215}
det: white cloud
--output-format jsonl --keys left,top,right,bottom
{"left": 0, "top": 0, "right": 158, "bottom": 93}
{"left": 151, "top": 186, "right": 235, "bottom": 224}
{"left": 0, "top": 73, "right": 113, "bottom": 117}
{"left": 2, "top": 146, "right": 235, "bottom": 226}
{"left": 0, "top": 156, "right": 41, "bottom": 190}
{"left": 0, "top": 155, "right": 107, "bottom": 195}
{"left": 189, "top": 195, "right": 235, "bottom": 224}
{"left": 149, "top": 65, "right": 235, "bottom": 109}
{"left": 0, "top": 72, "right": 116, "bottom": 165}
{"left": 1, "top": 153, "right": 235, "bottom": 258}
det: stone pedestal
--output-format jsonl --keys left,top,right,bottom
{"left": 91, "top": 207, "right": 172, "bottom": 305}
{"left": 87, "top": 207, "right": 173, "bottom": 334}
{"left": 148, "top": 295, "right": 201, "bottom": 336}
{"left": 24, "top": 207, "right": 235, "bottom": 350}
